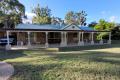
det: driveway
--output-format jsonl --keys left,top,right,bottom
{"left": 0, "top": 62, "right": 14, "bottom": 80}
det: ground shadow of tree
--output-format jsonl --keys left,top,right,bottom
{"left": 10, "top": 62, "right": 63, "bottom": 80}
{"left": 46, "top": 51, "right": 120, "bottom": 78}
{"left": 59, "top": 43, "right": 120, "bottom": 52}
{"left": 2, "top": 49, "right": 119, "bottom": 80}
{"left": 0, "top": 50, "right": 26, "bottom": 61}
{"left": 85, "top": 51, "right": 120, "bottom": 66}
{"left": 51, "top": 51, "right": 120, "bottom": 65}
{"left": 69, "top": 65, "right": 120, "bottom": 79}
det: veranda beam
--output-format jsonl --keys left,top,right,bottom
{"left": 45, "top": 32, "right": 49, "bottom": 48}
{"left": 108, "top": 32, "right": 111, "bottom": 44}
{"left": 27, "top": 31, "right": 31, "bottom": 47}
{"left": 6, "top": 31, "right": 11, "bottom": 50}
{"left": 81, "top": 32, "right": 84, "bottom": 45}
{"left": 91, "top": 32, "right": 94, "bottom": 45}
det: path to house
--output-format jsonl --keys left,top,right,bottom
{"left": 0, "top": 62, "right": 14, "bottom": 80}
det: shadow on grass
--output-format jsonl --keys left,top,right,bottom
{"left": 9, "top": 51, "right": 120, "bottom": 79}
{"left": 0, "top": 43, "right": 119, "bottom": 79}
{"left": 0, "top": 50, "right": 26, "bottom": 61}
{"left": 10, "top": 62, "right": 63, "bottom": 80}
{"left": 71, "top": 65, "right": 120, "bottom": 79}
{"left": 59, "top": 43, "right": 120, "bottom": 52}
{"left": 48, "top": 51, "right": 120, "bottom": 78}
{"left": 47, "top": 51, "right": 120, "bottom": 65}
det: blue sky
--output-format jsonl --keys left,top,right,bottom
{"left": 19, "top": 0, "right": 120, "bottom": 23}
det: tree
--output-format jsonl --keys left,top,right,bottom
{"left": 0, "top": 0, "right": 25, "bottom": 28}
{"left": 111, "top": 24, "right": 120, "bottom": 40}
{"left": 88, "top": 21, "right": 97, "bottom": 28}
{"left": 76, "top": 11, "right": 87, "bottom": 26}
{"left": 65, "top": 11, "right": 75, "bottom": 24}
{"left": 32, "top": 4, "right": 51, "bottom": 24}
{"left": 95, "top": 19, "right": 115, "bottom": 40}
{"left": 95, "top": 19, "right": 115, "bottom": 31}
{"left": 65, "top": 10, "right": 87, "bottom": 26}
{"left": 51, "top": 17, "right": 64, "bottom": 25}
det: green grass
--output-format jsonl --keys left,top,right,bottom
{"left": 0, "top": 44, "right": 120, "bottom": 80}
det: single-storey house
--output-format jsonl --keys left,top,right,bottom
{"left": 0, "top": 23, "right": 111, "bottom": 50}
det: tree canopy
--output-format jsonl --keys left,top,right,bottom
{"left": 0, "top": 0, "right": 25, "bottom": 28}
{"left": 32, "top": 4, "right": 51, "bottom": 24}
{"left": 51, "top": 17, "right": 64, "bottom": 25}
{"left": 94, "top": 19, "right": 115, "bottom": 40}
{"left": 111, "top": 24, "right": 120, "bottom": 40}
{"left": 94, "top": 19, "right": 115, "bottom": 31}
{"left": 65, "top": 11, "right": 87, "bottom": 26}
{"left": 88, "top": 21, "right": 97, "bottom": 28}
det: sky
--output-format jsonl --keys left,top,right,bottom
{"left": 19, "top": 0, "right": 120, "bottom": 23}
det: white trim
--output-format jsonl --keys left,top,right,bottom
{"left": 34, "top": 32, "right": 37, "bottom": 42}
{"left": 60, "top": 32, "right": 67, "bottom": 47}
{"left": 6, "top": 31, "right": 11, "bottom": 50}
{"left": 100, "top": 35, "right": 103, "bottom": 44}
{"left": 64, "top": 32, "right": 67, "bottom": 46}
{"left": 45, "top": 32, "right": 49, "bottom": 48}
{"left": 62, "top": 24, "right": 81, "bottom": 30}
{"left": 91, "top": 32, "right": 94, "bottom": 45}
{"left": 108, "top": 32, "right": 111, "bottom": 44}
{"left": 78, "top": 32, "right": 81, "bottom": 45}
{"left": 6, "top": 31, "right": 10, "bottom": 45}
{"left": 60, "top": 32, "right": 64, "bottom": 47}
{"left": 81, "top": 32, "right": 84, "bottom": 45}
{"left": 27, "top": 32, "right": 31, "bottom": 46}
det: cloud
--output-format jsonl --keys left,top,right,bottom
{"left": 109, "top": 16, "right": 117, "bottom": 22}
{"left": 22, "top": 19, "right": 33, "bottom": 24}
{"left": 25, "top": 12, "right": 36, "bottom": 19}
{"left": 22, "top": 12, "right": 36, "bottom": 24}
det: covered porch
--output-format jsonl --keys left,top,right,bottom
{"left": 4, "top": 29, "right": 111, "bottom": 50}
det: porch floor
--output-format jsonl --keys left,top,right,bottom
{"left": 10, "top": 42, "right": 109, "bottom": 50}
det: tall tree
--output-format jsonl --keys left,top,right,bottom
{"left": 32, "top": 4, "right": 51, "bottom": 24}
{"left": 88, "top": 21, "right": 98, "bottom": 28}
{"left": 76, "top": 11, "right": 87, "bottom": 26}
{"left": 65, "top": 11, "right": 75, "bottom": 24}
{"left": 51, "top": 17, "right": 64, "bottom": 25}
{"left": 0, "top": 0, "right": 25, "bottom": 28}
{"left": 65, "top": 10, "right": 87, "bottom": 26}
{"left": 95, "top": 19, "right": 115, "bottom": 31}
{"left": 111, "top": 24, "right": 120, "bottom": 40}
{"left": 95, "top": 19, "right": 115, "bottom": 40}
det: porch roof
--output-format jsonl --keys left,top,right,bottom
{"left": 0, "top": 24, "right": 110, "bottom": 32}
{"left": 16, "top": 24, "right": 63, "bottom": 30}
{"left": 0, "top": 29, "right": 110, "bottom": 32}
{"left": 16, "top": 24, "right": 95, "bottom": 31}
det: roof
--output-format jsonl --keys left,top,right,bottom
{"left": 16, "top": 24, "right": 63, "bottom": 30}
{"left": 15, "top": 23, "right": 95, "bottom": 31}
{"left": 0, "top": 29, "right": 110, "bottom": 32}
{"left": 80, "top": 26, "right": 95, "bottom": 31}
{"left": 61, "top": 24, "right": 80, "bottom": 30}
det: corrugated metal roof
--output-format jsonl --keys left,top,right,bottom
{"left": 16, "top": 24, "right": 95, "bottom": 31}
{"left": 79, "top": 26, "right": 95, "bottom": 31}
{"left": 16, "top": 24, "right": 63, "bottom": 30}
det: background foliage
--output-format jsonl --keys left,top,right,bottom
{"left": 32, "top": 4, "right": 51, "bottom": 24}
{"left": 0, "top": 0, "right": 25, "bottom": 28}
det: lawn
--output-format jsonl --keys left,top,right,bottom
{"left": 0, "top": 44, "right": 120, "bottom": 80}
